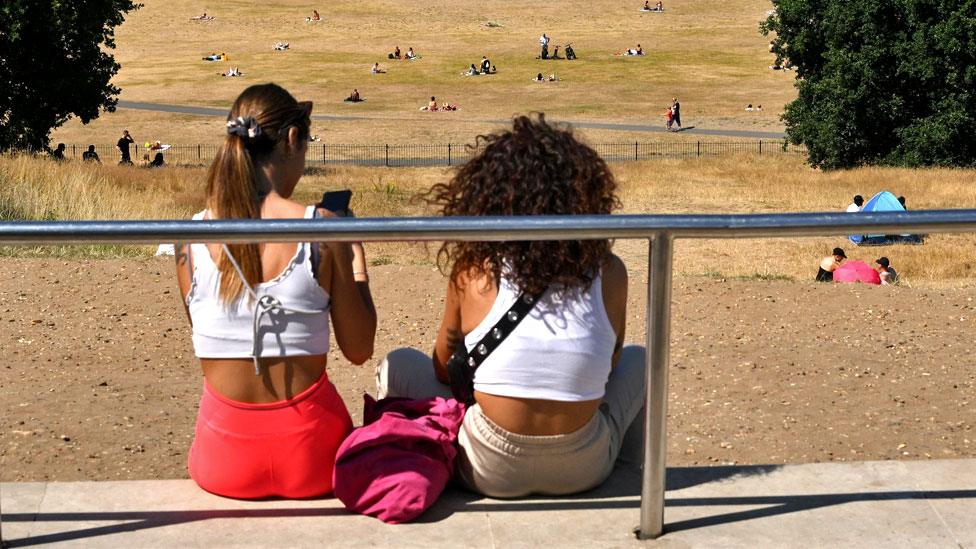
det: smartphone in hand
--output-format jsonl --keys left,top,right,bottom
{"left": 318, "top": 190, "right": 353, "bottom": 216}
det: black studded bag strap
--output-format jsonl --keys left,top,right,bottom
{"left": 446, "top": 289, "right": 545, "bottom": 405}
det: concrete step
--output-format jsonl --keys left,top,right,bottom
{"left": 3, "top": 459, "right": 974, "bottom": 548}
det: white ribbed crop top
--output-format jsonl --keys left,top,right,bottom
{"left": 467, "top": 272, "right": 617, "bottom": 402}
{"left": 186, "top": 207, "right": 331, "bottom": 362}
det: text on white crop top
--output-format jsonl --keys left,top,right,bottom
{"left": 186, "top": 207, "right": 332, "bottom": 362}
{"left": 467, "top": 273, "right": 617, "bottom": 402}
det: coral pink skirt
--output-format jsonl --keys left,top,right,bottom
{"left": 188, "top": 373, "right": 352, "bottom": 499}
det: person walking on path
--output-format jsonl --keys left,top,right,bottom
{"left": 117, "top": 130, "right": 135, "bottom": 165}
{"left": 671, "top": 98, "right": 682, "bottom": 131}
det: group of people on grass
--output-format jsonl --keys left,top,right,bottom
{"left": 48, "top": 130, "right": 166, "bottom": 168}
{"left": 387, "top": 46, "right": 419, "bottom": 60}
{"left": 641, "top": 0, "right": 664, "bottom": 11}
{"left": 421, "top": 96, "right": 459, "bottom": 111}
{"left": 847, "top": 193, "right": 907, "bottom": 212}
{"left": 538, "top": 34, "right": 577, "bottom": 60}
{"left": 817, "top": 247, "right": 898, "bottom": 285}
{"left": 464, "top": 56, "right": 496, "bottom": 76}
{"left": 169, "top": 83, "right": 643, "bottom": 509}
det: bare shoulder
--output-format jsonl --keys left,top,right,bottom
{"left": 601, "top": 253, "right": 628, "bottom": 285}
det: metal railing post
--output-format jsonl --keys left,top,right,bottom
{"left": 448, "top": 143, "right": 452, "bottom": 166}
{"left": 385, "top": 144, "right": 390, "bottom": 167}
{"left": 635, "top": 141, "right": 639, "bottom": 161}
{"left": 637, "top": 233, "right": 674, "bottom": 540}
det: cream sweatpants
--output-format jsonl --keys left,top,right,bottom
{"left": 376, "top": 346, "right": 646, "bottom": 498}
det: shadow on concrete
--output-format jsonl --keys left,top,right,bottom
{"left": 0, "top": 507, "right": 346, "bottom": 547}
{"left": 4, "top": 463, "right": 974, "bottom": 546}
{"left": 662, "top": 489, "right": 976, "bottom": 534}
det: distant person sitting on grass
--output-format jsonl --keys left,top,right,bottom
{"left": 480, "top": 56, "right": 491, "bottom": 73}
{"left": 465, "top": 64, "right": 480, "bottom": 76}
{"left": 874, "top": 257, "right": 898, "bottom": 285}
{"left": 534, "top": 72, "right": 544, "bottom": 82}
{"left": 551, "top": 45, "right": 562, "bottom": 59}
{"left": 344, "top": 89, "right": 363, "bottom": 102}
{"left": 405, "top": 47, "right": 418, "bottom": 59}
{"left": 847, "top": 195, "right": 864, "bottom": 212}
{"left": 565, "top": 43, "right": 577, "bottom": 60}
{"left": 816, "top": 247, "right": 846, "bottom": 282}
{"left": 49, "top": 143, "right": 66, "bottom": 161}
{"left": 148, "top": 152, "right": 165, "bottom": 168}
{"left": 273, "top": 42, "right": 289, "bottom": 51}
{"left": 371, "top": 62, "right": 385, "bottom": 74}
{"left": 624, "top": 44, "right": 644, "bottom": 56}
{"left": 306, "top": 10, "right": 321, "bottom": 22}
{"left": 82, "top": 145, "right": 100, "bottom": 163}
{"left": 389, "top": 46, "right": 401, "bottom": 59}
{"left": 425, "top": 96, "right": 439, "bottom": 111}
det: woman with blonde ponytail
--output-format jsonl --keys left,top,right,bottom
{"left": 175, "top": 83, "right": 377, "bottom": 499}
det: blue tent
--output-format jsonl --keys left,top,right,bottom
{"left": 849, "top": 191, "right": 921, "bottom": 245}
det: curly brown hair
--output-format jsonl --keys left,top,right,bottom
{"left": 425, "top": 114, "right": 620, "bottom": 296}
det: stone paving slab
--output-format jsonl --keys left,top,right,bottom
{"left": 2, "top": 459, "right": 974, "bottom": 548}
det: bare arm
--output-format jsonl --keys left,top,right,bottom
{"left": 431, "top": 278, "right": 463, "bottom": 384}
{"left": 174, "top": 244, "right": 193, "bottom": 325}
{"left": 601, "top": 253, "right": 628, "bottom": 367}
{"left": 319, "top": 230, "right": 377, "bottom": 365}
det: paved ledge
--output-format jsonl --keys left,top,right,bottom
{"left": 2, "top": 459, "right": 974, "bottom": 548}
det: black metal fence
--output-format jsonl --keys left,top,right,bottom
{"left": 62, "top": 140, "right": 805, "bottom": 167}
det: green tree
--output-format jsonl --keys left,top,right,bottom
{"left": 0, "top": 0, "right": 140, "bottom": 152}
{"left": 762, "top": 0, "right": 976, "bottom": 169}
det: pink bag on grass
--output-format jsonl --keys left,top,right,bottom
{"left": 332, "top": 395, "right": 466, "bottom": 523}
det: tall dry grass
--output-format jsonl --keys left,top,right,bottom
{"left": 2, "top": 153, "right": 974, "bottom": 286}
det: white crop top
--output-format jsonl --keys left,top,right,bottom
{"left": 467, "top": 272, "right": 617, "bottom": 402}
{"left": 186, "top": 207, "right": 331, "bottom": 363}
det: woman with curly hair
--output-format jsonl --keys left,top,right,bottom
{"left": 377, "top": 114, "right": 646, "bottom": 497}
{"left": 176, "top": 83, "right": 377, "bottom": 499}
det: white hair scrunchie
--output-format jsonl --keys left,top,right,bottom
{"left": 226, "top": 116, "right": 263, "bottom": 141}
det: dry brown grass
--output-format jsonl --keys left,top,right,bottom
{"left": 3, "top": 154, "right": 974, "bottom": 286}
{"left": 51, "top": 0, "right": 793, "bottom": 145}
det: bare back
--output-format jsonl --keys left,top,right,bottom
{"left": 432, "top": 255, "right": 628, "bottom": 435}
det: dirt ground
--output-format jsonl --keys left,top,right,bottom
{"left": 1, "top": 256, "right": 974, "bottom": 482}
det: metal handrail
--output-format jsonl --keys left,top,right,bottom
{"left": 1, "top": 211, "right": 975, "bottom": 244}
{"left": 1, "top": 210, "right": 975, "bottom": 542}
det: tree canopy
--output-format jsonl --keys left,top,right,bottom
{"left": 762, "top": 0, "right": 976, "bottom": 169}
{"left": 0, "top": 0, "right": 140, "bottom": 152}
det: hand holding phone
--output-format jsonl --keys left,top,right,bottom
{"left": 319, "top": 190, "right": 353, "bottom": 217}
